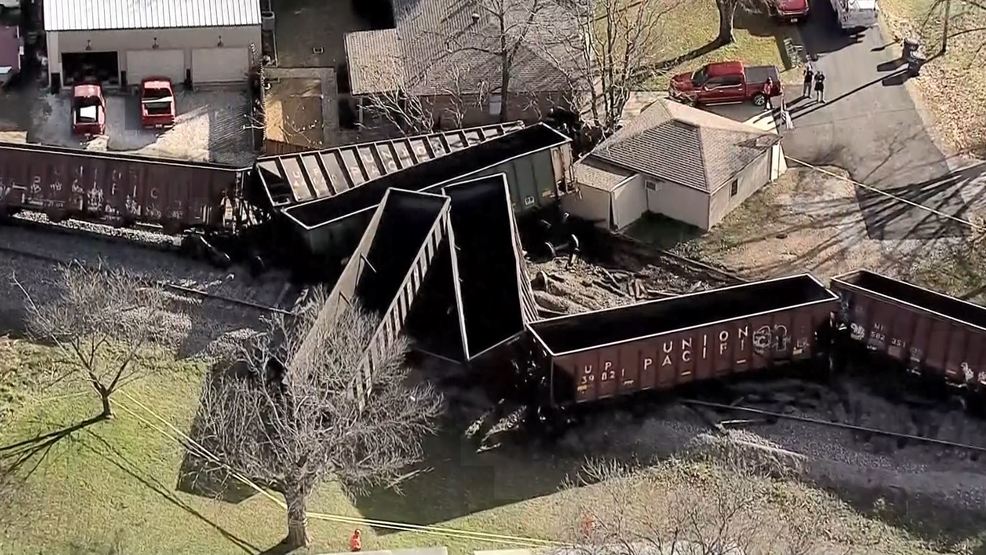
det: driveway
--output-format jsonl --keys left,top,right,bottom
{"left": 780, "top": 0, "right": 982, "bottom": 240}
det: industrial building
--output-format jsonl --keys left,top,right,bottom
{"left": 44, "top": 0, "right": 261, "bottom": 91}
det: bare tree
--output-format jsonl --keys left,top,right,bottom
{"left": 17, "top": 263, "right": 179, "bottom": 419}
{"left": 561, "top": 0, "right": 685, "bottom": 132}
{"left": 920, "top": 0, "right": 986, "bottom": 55}
{"left": 452, "top": 0, "right": 555, "bottom": 123}
{"left": 560, "top": 456, "right": 827, "bottom": 555}
{"left": 358, "top": 58, "right": 485, "bottom": 135}
{"left": 714, "top": 0, "right": 773, "bottom": 46}
{"left": 193, "top": 295, "right": 443, "bottom": 550}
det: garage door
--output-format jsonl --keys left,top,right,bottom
{"left": 126, "top": 49, "right": 185, "bottom": 85}
{"left": 192, "top": 48, "right": 249, "bottom": 84}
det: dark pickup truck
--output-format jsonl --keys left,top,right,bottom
{"left": 669, "top": 61, "right": 782, "bottom": 107}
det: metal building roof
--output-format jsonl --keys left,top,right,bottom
{"left": 254, "top": 122, "right": 526, "bottom": 208}
{"left": 44, "top": 0, "right": 262, "bottom": 32}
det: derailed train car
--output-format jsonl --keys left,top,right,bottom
{"left": 526, "top": 275, "right": 839, "bottom": 406}
{"left": 831, "top": 270, "right": 986, "bottom": 392}
{"left": 300, "top": 188, "right": 451, "bottom": 402}
{"left": 0, "top": 142, "right": 246, "bottom": 232}
{"left": 280, "top": 124, "right": 573, "bottom": 268}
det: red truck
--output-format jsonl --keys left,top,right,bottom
{"left": 139, "top": 78, "right": 176, "bottom": 129}
{"left": 71, "top": 84, "right": 106, "bottom": 136}
{"left": 774, "top": 0, "right": 809, "bottom": 22}
{"left": 668, "top": 61, "right": 782, "bottom": 107}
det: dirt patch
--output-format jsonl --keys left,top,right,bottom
{"left": 265, "top": 77, "right": 324, "bottom": 147}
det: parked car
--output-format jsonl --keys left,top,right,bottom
{"left": 668, "top": 61, "right": 782, "bottom": 107}
{"left": 139, "top": 78, "right": 176, "bottom": 129}
{"left": 774, "top": 0, "right": 809, "bottom": 22}
{"left": 71, "top": 84, "right": 106, "bottom": 136}
{"left": 832, "top": 0, "right": 878, "bottom": 31}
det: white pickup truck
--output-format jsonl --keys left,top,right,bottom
{"left": 831, "top": 0, "right": 878, "bottom": 31}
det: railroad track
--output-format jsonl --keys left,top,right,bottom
{"left": 0, "top": 242, "right": 294, "bottom": 317}
{"left": 684, "top": 398, "right": 986, "bottom": 457}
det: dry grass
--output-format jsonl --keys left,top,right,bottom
{"left": 880, "top": 0, "right": 986, "bottom": 156}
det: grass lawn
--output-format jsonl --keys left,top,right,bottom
{"left": 0, "top": 339, "right": 977, "bottom": 554}
{"left": 643, "top": 0, "right": 806, "bottom": 90}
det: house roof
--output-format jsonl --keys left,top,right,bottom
{"left": 44, "top": 0, "right": 262, "bottom": 32}
{"left": 590, "top": 100, "right": 780, "bottom": 193}
{"left": 572, "top": 158, "right": 634, "bottom": 192}
{"left": 344, "top": 0, "right": 576, "bottom": 96}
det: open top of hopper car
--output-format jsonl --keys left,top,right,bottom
{"left": 443, "top": 174, "right": 529, "bottom": 360}
{"left": 831, "top": 270, "right": 986, "bottom": 332}
{"left": 280, "top": 124, "right": 570, "bottom": 230}
{"left": 252, "top": 122, "right": 524, "bottom": 208}
{"left": 529, "top": 274, "right": 837, "bottom": 355}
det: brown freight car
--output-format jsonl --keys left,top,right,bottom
{"left": 831, "top": 270, "right": 986, "bottom": 390}
{"left": 527, "top": 274, "right": 838, "bottom": 406}
{"left": 0, "top": 142, "right": 246, "bottom": 232}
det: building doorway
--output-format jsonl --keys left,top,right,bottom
{"left": 61, "top": 51, "right": 119, "bottom": 87}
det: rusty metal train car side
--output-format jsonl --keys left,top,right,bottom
{"left": 300, "top": 188, "right": 450, "bottom": 401}
{"left": 831, "top": 270, "right": 986, "bottom": 390}
{"left": 528, "top": 274, "right": 838, "bottom": 406}
{"left": 0, "top": 142, "right": 245, "bottom": 231}
{"left": 252, "top": 122, "right": 525, "bottom": 209}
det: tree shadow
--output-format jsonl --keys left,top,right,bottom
{"left": 176, "top": 362, "right": 263, "bottom": 505}
{"left": 0, "top": 414, "right": 103, "bottom": 483}
{"left": 351, "top": 423, "right": 580, "bottom": 534}
{"left": 644, "top": 40, "right": 722, "bottom": 75}
{"left": 77, "top": 429, "right": 262, "bottom": 554}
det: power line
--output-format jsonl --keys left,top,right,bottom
{"left": 784, "top": 156, "right": 985, "bottom": 233}
{"left": 114, "top": 391, "right": 564, "bottom": 549}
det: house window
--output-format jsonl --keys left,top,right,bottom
{"left": 730, "top": 180, "right": 739, "bottom": 197}
{"left": 489, "top": 94, "right": 503, "bottom": 116}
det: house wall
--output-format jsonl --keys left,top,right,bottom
{"left": 643, "top": 177, "right": 710, "bottom": 230}
{"left": 709, "top": 148, "right": 773, "bottom": 228}
{"left": 48, "top": 26, "right": 260, "bottom": 86}
{"left": 423, "top": 90, "right": 572, "bottom": 128}
{"left": 611, "top": 175, "right": 647, "bottom": 230}
{"left": 561, "top": 184, "right": 613, "bottom": 229}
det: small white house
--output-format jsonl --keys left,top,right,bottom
{"left": 564, "top": 99, "right": 786, "bottom": 232}
{"left": 44, "top": 0, "right": 261, "bottom": 91}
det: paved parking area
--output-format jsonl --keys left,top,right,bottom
{"left": 274, "top": 0, "right": 375, "bottom": 69}
{"left": 30, "top": 89, "right": 255, "bottom": 165}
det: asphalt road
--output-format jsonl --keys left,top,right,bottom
{"left": 780, "top": 0, "right": 982, "bottom": 240}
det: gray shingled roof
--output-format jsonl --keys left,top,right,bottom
{"left": 572, "top": 158, "right": 634, "bottom": 192}
{"left": 44, "top": 0, "right": 261, "bottom": 31}
{"left": 345, "top": 0, "right": 576, "bottom": 96}
{"left": 590, "top": 100, "right": 780, "bottom": 193}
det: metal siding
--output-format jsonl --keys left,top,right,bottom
{"left": 45, "top": 0, "right": 262, "bottom": 31}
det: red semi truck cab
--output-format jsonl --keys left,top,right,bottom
{"left": 669, "top": 61, "right": 782, "bottom": 107}
{"left": 775, "top": 0, "right": 809, "bottom": 22}
{"left": 139, "top": 78, "right": 176, "bottom": 129}
{"left": 71, "top": 84, "right": 106, "bottom": 136}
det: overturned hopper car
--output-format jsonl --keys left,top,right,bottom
{"left": 300, "top": 188, "right": 451, "bottom": 402}
{"left": 0, "top": 142, "right": 246, "bottom": 232}
{"left": 527, "top": 274, "right": 839, "bottom": 406}
{"left": 831, "top": 270, "right": 986, "bottom": 391}
{"left": 281, "top": 124, "right": 573, "bottom": 266}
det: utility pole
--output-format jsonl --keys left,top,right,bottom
{"left": 942, "top": 0, "right": 952, "bottom": 54}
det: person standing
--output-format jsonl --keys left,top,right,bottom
{"left": 814, "top": 70, "right": 826, "bottom": 103}
{"left": 762, "top": 76, "right": 774, "bottom": 111}
{"left": 802, "top": 63, "right": 815, "bottom": 98}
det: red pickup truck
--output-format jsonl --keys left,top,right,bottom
{"left": 71, "top": 84, "right": 106, "bottom": 136}
{"left": 668, "top": 61, "right": 782, "bottom": 107}
{"left": 774, "top": 0, "right": 809, "bottom": 22}
{"left": 139, "top": 78, "right": 176, "bottom": 129}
